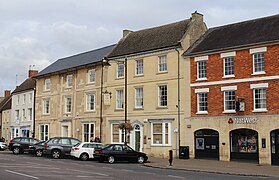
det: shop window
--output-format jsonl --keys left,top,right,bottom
{"left": 230, "top": 129, "right": 258, "bottom": 153}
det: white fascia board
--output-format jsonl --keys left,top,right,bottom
{"left": 249, "top": 47, "right": 267, "bottom": 54}
{"left": 194, "top": 55, "right": 208, "bottom": 62}
{"left": 221, "top": 51, "right": 236, "bottom": 58}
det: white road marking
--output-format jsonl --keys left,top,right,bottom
{"left": 121, "top": 169, "right": 134, "bottom": 172}
{"left": 67, "top": 169, "right": 109, "bottom": 177}
{"left": 102, "top": 167, "right": 113, "bottom": 169}
{"left": 5, "top": 170, "right": 39, "bottom": 179}
{"left": 168, "top": 175, "right": 185, "bottom": 179}
{"left": 143, "top": 172, "right": 156, "bottom": 175}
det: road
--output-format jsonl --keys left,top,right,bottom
{"left": 0, "top": 152, "right": 273, "bottom": 180}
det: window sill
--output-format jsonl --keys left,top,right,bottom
{"left": 85, "top": 110, "right": 96, "bottom": 113}
{"left": 43, "top": 90, "right": 50, "bottom": 92}
{"left": 87, "top": 82, "right": 96, "bottom": 85}
{"left": 134, "top": 107, "right": 144, "bottom": 110}
{"left": 156, "top": 71, "right": 168, "bottom": 75}
{"left": 251, "top": 72, "right": 266, "bottom": 76}
{"left": 116, "top": 77, "right": 124, "bottom": 80}
{"left": 196, "top": 111, "right": 208, "bottom": 115}
{"left": 223, "top": 110, "right": 236, "bottom": 114}
{"left": 134, "top": 74, "right": 144, "bottom": 78}
{"left": 196, "top": 78, "right": 207, "bottom": 81}
{"left": 115, "top": 109, "right": 124, "bottom": 111}
{"left": 156, "top": 106, "right": 168, "bottom": 110}
{"left": 42, "top": 114, "right": 50, "bottom": 116}
{"left": 252, "top": 109, "right": 267, "bottom": 113}
{"left": 222, "top": 75, "right": 235, "bottom": 79}
{"left": 151, "top": 144, "right": 172, "bottom": 147}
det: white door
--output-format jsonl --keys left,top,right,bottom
{"left": 62, "top": 125, "right": 69, "bottom": 137}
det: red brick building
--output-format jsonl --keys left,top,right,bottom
{"left": 184, "top": 14, "right": 279, "bottom": 165}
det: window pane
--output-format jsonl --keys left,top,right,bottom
{"left": 117, "top": 63, "right": 124, "bottom": 78}
{"left": 255, "top": 88, "right": 266, "bottom": 109}
{"left": 198, "top": 93, "right": 208, "bottom": 112}
{"left": 224, "top": 57, "right": 234, "bottom": 76}
{"left": 225, "top": 91, "right": 235, "bottom": 110}
{"left": 135, "top": 88, "right": 143, "bottom": 108}
{"left": 116, "top": 90, "right": 124, "bottom": 109}
{"left": 254, "top": 52, "right": 265, "bottom": 72}
{"left": 158, "top": 55, "right": 167, "bottom": 72}
{"left": 198, "top": 61, "right": 206, "bottom": 79}
{"left": 159, "top": 85, "right": 167, "bottom": 107}
{"left": 136, "top": 60, "right": 143, "bottom": 75}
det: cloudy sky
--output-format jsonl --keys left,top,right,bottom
{"left": 0, "top": 0, "right": 278, "bottom": 95}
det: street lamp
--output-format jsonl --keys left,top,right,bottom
{"left": 102, "top": 57, "right": 128, "bottom": 145}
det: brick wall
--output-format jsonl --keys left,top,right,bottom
{"left": 190, "top": 44, "right": 279, "bottom": 116}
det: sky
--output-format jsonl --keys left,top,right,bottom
{"left": 0, "top": 0, "right": 278, "bottom": 96}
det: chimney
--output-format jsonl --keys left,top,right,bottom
{"left": 191, "top": 11, "right": 203, "bottom": 22}
{"left": 4, "top": 90, "right": 11, "bottom": 98}
{"left": 123, "top": 29, "right": 133, "bottom": 37}
{"left": 28, "top": 70, "right": 38, "bottom": 78}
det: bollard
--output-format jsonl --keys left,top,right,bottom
{"left": 168, "top": 150, "right": 173, "bottom": 166}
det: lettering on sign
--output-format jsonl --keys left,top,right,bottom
{"left": 228, "top": 117, "right": 258, "bottom": 124}
{"left": 103, "top": 94, "right": 111, "bottom": 105}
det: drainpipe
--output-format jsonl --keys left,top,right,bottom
{"left": 175, "top": 48, "right": 181, "bottom": 158}
{"left": 100, "top": 62, "right": 104, "bottom": 142}
{"left": 32, "top": 85, "right": 36, "bottom": 138}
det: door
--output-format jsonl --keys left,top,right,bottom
{"left": 62, "top": 126, "right": 69, "bottom": 137}
{"left": 195, "top": 129, "right": 219, "bottom": 160}
{"left": 271, "top": 130, "right": 279, "bottom": 166}
{"left": 133, "top": 124, "right": 141, "bottom": 152}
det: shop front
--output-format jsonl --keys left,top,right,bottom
{"left": 194, "top": 129, "right": 219, "bottom": 160}
{"left": 230, "top": 129, "right": 259, "bottom": 162}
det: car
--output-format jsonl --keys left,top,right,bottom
{"left": 43, "top": 137, "right": 81, "bottom": 159}
{"left": 8, "top": 137, "right": 41, "bottom": 155}
{"left": 0, "top": 142, "right": 8, "bottom": 151}
{"left": 70, "top": 142, "right": 104, "bottom": 161}
{"left": 94, "top": 144, "right": 148, "bottom": 164}
{"left": 28, "top": 141, "right": 45, "bottom": 157}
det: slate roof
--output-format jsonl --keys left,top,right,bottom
{"left": 184, "top": 14, "right": 279, "bottom": 56}
{"left": 108, "top": 19, "right": 191, "bottom": 58}
{"left": 0, "top": 96, "right": 11, "bottom": 112}
{"left": 34, "top": 44, "right": 116, "bottom": 78}
{"left": 12, "top": 78, "right": 36, "bottom": 94}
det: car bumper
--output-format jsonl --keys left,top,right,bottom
{"left": 70, "top": 151, "right": 80, "bottom": 158}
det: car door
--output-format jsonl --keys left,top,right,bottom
{"left": 113, "top": 145, "right": 125, "bottom": 161}
{"left": 88, "top": 144, "right": 96, "bottom": 158}
{"left": 20, "top": 138, "right": 30, "bottom": 150}
{"left": 123, "top": 145, "right": 137, "bottom": 161}
{"left": 59, "top": 138, "right": 71, "bottom": 154}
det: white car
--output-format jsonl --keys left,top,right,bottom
{"left": 0, "top": 142, "right": 8, "bottom": 151}
{"left": 70, "top": 142, "right": 104, "bottom": 161}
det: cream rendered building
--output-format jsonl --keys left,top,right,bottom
{"left": 33, "top": 45, "right": 115, "bottom": 142}
{"left": 0, "top": 90, "right": 12, "bottom": 143}
{"left": 105, "top": 12, "right": 207, "bottom": 157}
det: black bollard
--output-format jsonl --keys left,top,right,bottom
{"left": 168, "top": 150, "right": 173, "bottom": 166}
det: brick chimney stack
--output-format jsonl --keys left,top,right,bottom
{"left": 4, "top": 90, "right": 11, "bottom": 97}
{"left": 28, "top": 70, "right": 38, "bottom": 78}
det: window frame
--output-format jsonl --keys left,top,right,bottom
{"left": 83, "top": 123, "right": 95, "bottom": 142}
{"left": 223, "top": 90, "right": 236, "bottom": 113}
{"left": 158, "top": 55, "right": 167, "bottom": 72}
{"left": 151, "top": 122, "right": 171, "bottom": 146}
{"left": 111, "top": 123, "right": 125, "bottom": 144}
{"left": 44, "top": 78, "right": 51, "bottom": 91}
{"left": 252, "top": 52, "right": 265, "bottom": 74}
{"left": 135, "top": 59, "right": 144, "bottom": 75}
{"left": 86, "top": 93, "right": 96, "bottom": 111}
{"left": 28, "top": 108, "right": 32, "bottom": 121}
{"left": 65, "top": 96, "right": 72, "bottom": 113}
{"left": 158, "top": 85, "right": 167, "bottom": 107}
{"left": 117, "top": 63, "right": 124, "bottom": 78}
{"left": 43, "top": 98, "right": 50, "bottom": 115}
{"left": 135, "top": 87, "right": 143, "bottom": 109}
{"left": 223, "top": 56, "right": 235, "bottom": 78}
{"left": 39, "top": 124, "right": 49, "bottom": 141}
{"left": 66, "top": 74, "right": 73, "bottom": 87}
{"left": 116, "top": 89, "right": 124, "bottom": 109}
{"left": 197, "top": 92, "right": 208, "bottom": 114}
{"left": 250, "top": 83, "right": 268, "bottom": 112}
{"left": 88, "top": 69, "right": 96, "bottom": 84}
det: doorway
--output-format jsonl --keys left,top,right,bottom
{"left": 62, "top": 125, "right": 69, "bottom": 137}
{"left": 194, "top": 129, "right": 219, "bottom": 160}
{"left": 271, "top": 129, "right": 279, "bottom": 166}
{"left": 131, "top": 124, "right": 142, "bottom": 152}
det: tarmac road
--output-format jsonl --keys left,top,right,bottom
{"left": 0, "top": 152, "right": 274, "bottom": 180}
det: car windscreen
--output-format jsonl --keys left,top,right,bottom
{"left": 74, "top": 143, "right": 81, "bottom": 147}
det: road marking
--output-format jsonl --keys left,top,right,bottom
{"left": 102, "top": 167, "right": 113, "bottom": 169}
{"left": 68, "top": 169, "right": 109, "bottom": 177}
{"left": 5, "top": 170, "right": 39, "bottom": 179}
{"left": 120, "top": 169, "right": 134, "bottom": 172}
{"left": 143, "top": 172, "right": 156, "bottom": 175}
{"left": 168, "top": 175, "right": 184, "bottom": 179}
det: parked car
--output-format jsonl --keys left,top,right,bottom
{"left": 8, "top": 137, "right": 41, "bottom": 155}
{"left": 94, "top": 144, "right": 148, "bottom": 164}
{"left": 43, "top": 137, "right": 81, "bottom": 159}
{"left": 28, "top": 141, "right": 45, "bottom": 157}
{"left": 0, "top": 142, "right": 8, "bottom": 151}
{"left": 70, "top": 142, "right": 104, "bottom": 161}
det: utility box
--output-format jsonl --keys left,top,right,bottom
{"left": 179, "top": 146, "right": 189, "bottom": 159}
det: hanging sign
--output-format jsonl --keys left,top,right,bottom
{"left": 103, "top": 94, "right": 111, "bottom": 105}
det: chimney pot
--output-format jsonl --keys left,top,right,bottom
{"left": 28, "top": 70, "right": 38, "bottom": 78}
{"left": 4, "top": 90, "right": 11, "bottom": 97}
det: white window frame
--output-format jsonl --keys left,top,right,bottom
{"left": 28, "top": 108, "right": 32, "bottom": 121}
{"left": 158, "top": 55, "right": 167, "bottom": 72}
{"left": 151, "top": 122, "right": 171, "bottom": 146}
{"left": 22, "top": 109, "right": 26, "bottom": 120}
{"left": 65, "top": 96, "right": 72, "bottom": 113}
{"left": 117, "top": 63, "right": 124, "bottom": 78}
{"left": 83, "top": 123, "right": 95, "bottom": 142}
{"left": 23, "top": 94, "right": 26, "bottom": 104}
{"left": 135, "top": 87, "right": 143, "bottom": 109}
{"left": 15, "top": 110, "right": 19, "bottom": 121}
{"left": 29, "top": 93, "right": 32, "bottom": 103}
{"left": 39, "top": 124, "right": 49, "bottom": 141}
{"left": 222, "top": 51, "right": 235, "bottom": 78}
{"left": 195, "top": 56, "right": 208, "bottom": 81}
{"left": 66, "top": 74, "right": 73, "bottom": 87}
{"left": 116, "top": 89, "right": 124, "bottom": 109}
{"left": 44, "top": 79, "right": 51, "bottom": 91}
{"left": 250, "top": 83, "right": 268, "bottom": 112}
{"left": 43, "top": 98, "right": 50, "bottom": 114}
{"left": 195, "top": 88, "right": 209, "bottom": 114}
{"left": 86, "top": 93, "right": 96, "bottom": 111}
{"left": 221, "top": 86, "right": 237, "bottom": 113}
{"left": 88, "top": 69, "right": 96, "bottom": 84}
{"left": 158, "top": 85, "right": 167, "bottom": 107}
{"left": 111, "top": 123, "right": 125, "bottom": 143}
{"left": 135, "top": 59, "right": 144, "bottom": 75}
{"left": 250, "top": 47, "right": 266, "bottom": 75}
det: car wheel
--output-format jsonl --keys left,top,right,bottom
{"left": 52, "top": 149, "right": 61, "bottom": 159}
{"left": 137, "top": 156, "right": 145, "bottom": 164}
{"left": 35, "top": 149, "right": 43, "bottom": 157}
{"left": 80, "top": 153, "right": 89, "bottom": 161}
{"left": 13, "top": 147, "right": 21, "bottom": 155}
{"left": 108, "top": 156, "right": 115, "bottom": 164}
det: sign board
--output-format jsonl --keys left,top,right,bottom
{"left": 103, "top": 94, "right": 111, "bottom": 105}
{"left": 228, "top": 117, "right": 258, "bottom": 124}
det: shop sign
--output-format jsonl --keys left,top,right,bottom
{"left": 228, "top": 117, "right": 257, "bottom": 124}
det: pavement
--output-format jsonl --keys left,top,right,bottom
{"left": 144, "top": 157, "right": 279, "bottom": 178}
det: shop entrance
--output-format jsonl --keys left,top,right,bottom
{"left": 271, "top": 129, "right": 279, "bottom": 166}
{"left": 230, "top": 129, "right": 258, "bottom": 162}
{"left": 194, "top": 129, "right": 219, "bottom": 160}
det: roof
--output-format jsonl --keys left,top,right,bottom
{"left": 0, "top": 96, "right": 11, "bottom": 112}
{"left": 184, "top": 14, "right": 279, "bottom": 56}
{"left": 12, "top": 78, "right": 36, "bottom": 94}
{"left": 108, "top": 19, "right": 191, "bottom": 58}
{"left": 34, "top": 44, "right": 116, "bottom": 78}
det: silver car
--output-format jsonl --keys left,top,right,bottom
{"left": 0, "top": 142, "right": 8, "bottom": 151}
